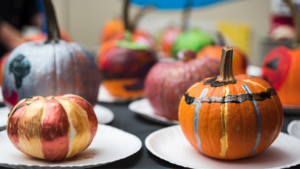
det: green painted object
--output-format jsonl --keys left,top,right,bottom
{"left": 172, "top": 29, "right": 214, "bottom": 58}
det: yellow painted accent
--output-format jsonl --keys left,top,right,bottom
{"left": 217, "top": 21, "right": 250, "bottom": 55}
{"left": 62, "top": 94, "right": 92, "bottom": 107}
{"left": 59, "top": 99, "right": 91, "bottom": 159}
{"left": 17, "top": 99, "right": 47, "bottom": 159}
{"left": 243, "top": 79, "right": 280, "bottom": 137}
{"left": 219, "top": 87, "right": 229, "bottom": 157}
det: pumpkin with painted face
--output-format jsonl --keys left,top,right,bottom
{"left": 179, "top": 46, "right": 283, "bottom": 160}
{"left": 262, "top": 0, "right": 300, "bottom": 108}
{"left": 2, "top": 0, "right": 101, "bottom": 109}
{"left": 145, "top": 50, "right": 220, "bottom": 120}
{"left": 7, "top": 94, "right": 98, "bottom": 161}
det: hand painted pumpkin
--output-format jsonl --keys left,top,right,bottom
{"left": 262, "top": 0, "right": 300, "bottom": 107}
{"left": 2, "top": 0, "right": 101, "bottom": 109}
{"left": 197, "top": 46, "right": 248, "bottom": 75}
{"left": 0, "top": 53, "right": 9, "bottom": 85}
{"left": 7, "top": 94, "right": 98, "bottom": 161}
{"left": 97, "top": 0, "right": 157, "bottom": 98}
{"left": 179, "top": 46, "right": 283, "bottom": 160}
{"left": 145, "top": 50, "right": 220, "bottom": 120}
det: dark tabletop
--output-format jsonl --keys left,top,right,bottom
{"left": 1, "top": 102, "right": 300, "bottom": 169}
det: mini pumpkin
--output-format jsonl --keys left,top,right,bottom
{"left": 2, "top": 0, "right": 101, "bottom": 109}
{"left": 145, "top": 50, "right": 220, "bottom": 120}
{"left": 197, "top": 46, "right": 248, "bottom": 75}
{"left": 262, "top": 0, "right": 300, "bottom": 108}
{"left": 97, "top": 0, "right": 157, "bottom": 98}
{"left": 179, "top": 46, "right": 283, "bottom": 160}
{"left": 7, "top": 94, "right": 98, "bottom": 161}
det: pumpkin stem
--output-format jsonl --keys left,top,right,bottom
{"left": 182, "top": 0, "right": 192, "bottom": 31}
{"left": 123, "top": 0, "right": 133, "bottom": 32}
{"left": 219, "top": 46, "right": 236, "bottom": 83}
{"left": 132, "top": 5, "right": 155, "bottom": 32}
{"left": 283, "top": 0, "right": 300, "bottom": 48}
{"left": 43, "top": 0, "right": 61, "bottom": 43}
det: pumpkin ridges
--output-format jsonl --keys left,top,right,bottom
{"left": 41, "top": 99, "right": 69, "bottom": 161}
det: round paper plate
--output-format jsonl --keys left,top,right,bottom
{"left": 0, "top": 124, "right": 142, "bottom": 169}
{"left": 98, "top": 85, "right": 142, "bottom": 103}
{"left": 0, "top": 105, "right": 114, "bottom": 130}
{"left": 145, "top": 125, "right": 300, "bottom": 169}
{"left": 288, "top": 120, "right": 300, "bottom": 139}
{"left": 129, "top": 99, "right": 179, "bottom": 125}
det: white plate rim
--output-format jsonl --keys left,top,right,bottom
{"left": 287, "top": 120, "right": 300, "bottom": 137}
{"left": 145, "top": 125, "right": 300, "bottom": 169}
{"left": 129, "top": 99, "right": 179, "bottom": 125}
{"left": 0, "top": 124, "right": 142, "bottom": 169}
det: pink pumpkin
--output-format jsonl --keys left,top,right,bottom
{"left": 145, "top": 50, "right": 220, "bottom": 120}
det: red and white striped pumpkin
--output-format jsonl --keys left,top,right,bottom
{"left": 7, "top": 94, "right": 98, "bottom": 161}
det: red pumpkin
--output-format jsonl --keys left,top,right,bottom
{"left": 145, "top": 50, "right": 220, "bottom": 120}
{"left": 97, "top": 34, "right": 157, "bottom": 98}
{"left": 2, "top": 0, "right": 100, "bottom": 109}
{"left": 179, "top": 46, "right": 283, "bottom": 160}
{"left": 262, "top": 0, "right": 300, "bottom": 107}
{"left": 0, "top": 53, "right": 9, "bottom": 85}
{"left": 197, "top": 46, "right": 248, "bottom": 75}
{"left": 7, "top": 94, "right": 98, "bottom": 161}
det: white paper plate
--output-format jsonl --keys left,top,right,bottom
{"left": 0, "top": 124, "right": 142, "bottom": 169}
{"left": 97, "top": 85, "right": 142, "bottom": 103}
{"left": 0, "top": 87, "right": 3, "bottom": 103}
{"left": 288, "top": 120, "right": 300, "bottom": 139}
{"left": 246, "top": 65, "right": 262, "bottom": 77}
{"left": 146, "top": 125, "right": 300, "bottom": 169}
{"left": 94, "top": 105, "right": 114, "bottom": 124}
{"left": 129, "top": 99, "right": 179, "bottom": 125}
{"left": 0, "top": 105, "right": 114, "bottom": 131}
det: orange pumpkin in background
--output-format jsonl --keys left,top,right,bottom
{"left": 179, "top": 46, "right": 283, "bottom": 160}
{"left": 197, "top": 46, "right": 248, "bottom": 75}
{"left": 262, "top": 0, "right": 300, "bottom": 108}
{"left": 7, "top": 94, "right": 98, "bottom": 161}
{"left": 100, "top": 6, "right": 156, "bottom": 49}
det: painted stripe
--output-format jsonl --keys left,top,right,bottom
{"left": 193, "top": 88, "right": 209, "bottom": 153}
{"left": 242, "top": 84, "right": 261, "bottom": 156}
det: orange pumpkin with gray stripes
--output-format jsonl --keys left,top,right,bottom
{"left": 7, "top": 94, "right": 98, "bottom": 161}
{"left": 179, "top": 46, "right": 283, "bottom": 160}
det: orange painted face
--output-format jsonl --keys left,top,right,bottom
{"left": 7, "top": 94, "right": 98, "bottom": 161}
{"left": 261, "top": 46, "right": 291, "bottom": 91}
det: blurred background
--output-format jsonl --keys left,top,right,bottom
{"left": 51, "top": 0, "right": 269, "bottom": 66}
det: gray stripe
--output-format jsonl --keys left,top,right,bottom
{"left": 242, "top": 84, "right": 261, "bottom": 156}
{"left": 193, "top": 88, "right": 209, "bottom": 153}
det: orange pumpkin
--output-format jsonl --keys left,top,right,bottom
{"left": 7, "top": 94, "right": 98, "bottom": 161}
{"left": 262, "top": 0, "right": 300, "bottom": 108}
{"left": 179, "top": 46, "right": 283, "bottom": 160}
{"left": 197, "top": 46, "right": 247, "bottom": 75}
{"left": 100, "top": 18, "right": 124, "bottom": 42}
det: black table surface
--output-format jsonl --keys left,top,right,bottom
{"left": 1, "top": 102, "right": 300, "bottom": 169}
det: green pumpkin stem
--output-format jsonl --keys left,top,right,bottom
{"left": 182, "top": 0, "right": 192, "bottom": 31}
{"left": 219, "top": 46, "right": 236, "bottom": 83}
{"left": 123, "top": 0, "right": 133, "bottom": 32}
{"left": 43, "top": 0, "right": 61, "bottom": 44}
{"left": 132, "top": 5, "right": 155, "bottom": 32}
{"left": 284, "top": 0, "right": 300, "bottom": 48}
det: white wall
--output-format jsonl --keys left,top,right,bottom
{"left": 52, "top": 0, "right": 271, "bottom": 66}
